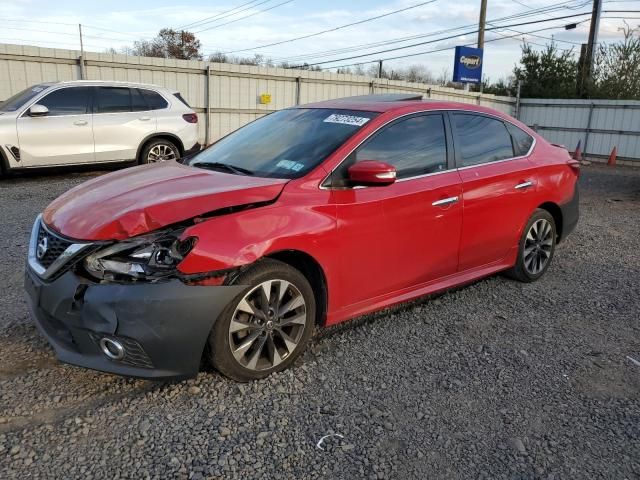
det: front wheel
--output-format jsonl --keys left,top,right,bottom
{"left": 506, "top": 209, "right": 556, "bottom": 283}
{"left": 209, "top": 259, "right": 316, "bottom": 381}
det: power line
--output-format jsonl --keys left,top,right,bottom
{"left": 194, "top": 0, "right": 296, "bottom": 33}
{"left": 178, "top": 0, "right": 269, "bottom": 30}
{"left": 325, "top": 22, "right": 590, "bottom": 70}
{"left": 290, "top": 11, "right": 596, "bottom": 68}
{"left": 290, "top": 9, "right": 638, "bottom": 68}
{"left": 236, "top": 0, "right": 589, "bottom": 62}
{"left": 0, "top": 25, "right": 135, "bottom": 43}
{"left": 222, "top": 0, "right": 441, "bottom": 54}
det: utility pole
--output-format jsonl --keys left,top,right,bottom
{"left": 377, "top": 60, "right": 383, "bottom": 79}
{"left": 477, "top": 0, "right": 488, "bottom": 50}
{"left": 579, "top": 0, "right": 602, "bottom": 96}
{"left": 476, "top": 0, "right": 488, "bottom": 93}
{"left": 78, "top": 23, "right": 86, "bottom": 80}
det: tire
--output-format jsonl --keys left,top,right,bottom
{"left": 506, "top": 208, "right": 557, "bottom": 283}
{"left": 138, "top": 139, "right": 180, "bottom": 165}
{"left": 209, "top": 259, "right": 316, "bottom": 381}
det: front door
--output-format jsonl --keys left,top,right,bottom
{"left": 330, "top": 113, "right": 463, "bottom": 310}
{"left": 17, "top": 86, "right": 94, "bottom": 166}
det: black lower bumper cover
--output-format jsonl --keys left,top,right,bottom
{"left": 25, "top": 268, "right": 246, "bottom": 379}
{"left": 559, "top": 184, "right": 579, "bottom": 242}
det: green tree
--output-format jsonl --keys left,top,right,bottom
{"left": 591, "top": 24, "right": 640, "bottom": 100}
{"left": 513, "top": 42, "right": 578, "bottom": 98}
{"left": 132, "top": 29, "right": 202, "bottom": 60}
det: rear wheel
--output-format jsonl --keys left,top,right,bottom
{"left": 209, "top": 259, "right": 315, "bottom": 381}
{"left": 506, "top": 209, "right": 556, "bottom": 283}
{"left": 139, "top": 139, "right": 180, "bottom": 165}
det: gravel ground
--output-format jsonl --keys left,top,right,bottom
{"left": 1, "top": 165, "right": 639, "bottom": 479}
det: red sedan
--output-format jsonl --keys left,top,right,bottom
{"left": 25, "top": 94, "right": 579, "bottom": 381}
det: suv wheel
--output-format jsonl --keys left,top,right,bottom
{"left": 139, "top": 139, "right": 180, "bottom": 164}
{"left": 209, "top": 259, "right": 316, "bottom": 381}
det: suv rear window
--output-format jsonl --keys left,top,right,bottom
{"left": 96, "top": 87, "right": 131, "bottom": 113}
{"left": 140, "top": 89, "right": 168, "bottom": 110}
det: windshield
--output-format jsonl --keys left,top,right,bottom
{"left": 188, "top": 108, "right": 379, "bottom": 179}
{"left": 0, "top": 84, "right": 50, "bottom": 112}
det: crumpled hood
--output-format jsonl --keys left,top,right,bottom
{"left": 43, "top": 162, "right": 288, "bottom": 241}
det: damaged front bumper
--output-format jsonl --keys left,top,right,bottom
{"left": 25, "top": 267, "right": 246, "bottom": 379}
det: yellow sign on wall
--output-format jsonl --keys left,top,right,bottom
{"left": 259, "top": 93, "right": 272, "bottom": 105}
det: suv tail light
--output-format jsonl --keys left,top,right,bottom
{"left": 182, "top": 113, "right": 198, "bottom": 124}
{"left": 567, "top": 159, "right": 581, "bottom": 177}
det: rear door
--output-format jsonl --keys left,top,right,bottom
{"left": 452, "top": 112, "right": 539, "bottom": 271}
{"left": 92, "top": 86, "right": 158, "bottom": 162}
{"left": 330, "top": 113, "right": 463, "bottom": 308}
{"left": 17, "top": 86, "right": 94, "bottom": 166}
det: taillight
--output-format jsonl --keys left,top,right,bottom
{"left": 567, "top": 159, "right": 581, "bottom": 177}
{"left": 182, "top": 113, "right": 198, "bottom": 124}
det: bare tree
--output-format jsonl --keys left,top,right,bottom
{"left": 131, "top": 29, "right": 202, "bottom": 60}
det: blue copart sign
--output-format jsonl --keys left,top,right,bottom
{"left": 453, "top": 46, "right": 483, "bottom": 84}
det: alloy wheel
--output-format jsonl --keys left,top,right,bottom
{"left": 147, "top": 144, "right": 177, "bottom": 162}
{"left": 523, "top": 218, "right": 553, "bottom": 275}
{"left": 228, "top": 279, "right": 307, "bottom": 371}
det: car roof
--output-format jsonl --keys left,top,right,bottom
{"left": 53, "top": 80, "right": 174, "bottom": 91}
{"left": 300, "top": 95, "right": 513, "bottom": 119}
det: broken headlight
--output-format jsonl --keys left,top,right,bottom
{"left": 84, "top": 229, "right": 196, "bottom": 281}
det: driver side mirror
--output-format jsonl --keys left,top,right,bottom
{"left": 348, "top": 160, "right": 397, "bottom": 186}
{"left": 28, "top": 104, "right": 49, "bottom": 117}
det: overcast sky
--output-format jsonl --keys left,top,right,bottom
{"left": 1, "top": 0, "right": 639, "bottom": 81}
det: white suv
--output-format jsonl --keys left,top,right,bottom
{"left": 0, "top": 80, "right": 200, "bottom": 174}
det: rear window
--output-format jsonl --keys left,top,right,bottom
{"left": 454, "top": 113, "right": 514, "bottom": 167}
{"left": 140, "top": 89, "right": 168, "bottom": 110}
{"left": 507, "top": 123, "right": 534, "bottom": 157}
{"left": 96, "top": 87, "right": 131, "bottom": 113}
{"left": 173, "top": 93, "right": 191, "bottom": 108}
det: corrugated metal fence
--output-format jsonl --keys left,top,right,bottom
{"left": 519, "top": 99, "right": 640, "bottom": 163}
{"left": 1, "top": 43, "right": 638, "bottom": 164}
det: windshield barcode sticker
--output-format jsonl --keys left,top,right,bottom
{"left": 276, "top": 160, "right": 305, "bottom": 171}
{"left": 323, "top": 114, "right": 370, "bottom": 127}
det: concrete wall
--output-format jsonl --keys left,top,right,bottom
{"left": 1, "top": 43, "right": 638, "bottom": 163}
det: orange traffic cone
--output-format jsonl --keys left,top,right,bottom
{"left": 608, "top": 146, "right": 617, "bottom": 166}
{"left": 573, "top": 140, "right": 582, "bottom": 161}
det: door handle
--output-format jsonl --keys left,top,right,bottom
{"left": 138, "top": 117, "right": 151, "bottom": 121}
{"left": 432, "top": 196, "right": 459, "bottom": 207}
{"left": 73, "top": 120, "right": 88, "bottom": 126}
{"left": 515, "top": 181, "right": 534, "bottom": 190}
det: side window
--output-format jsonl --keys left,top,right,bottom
{"left": 506, "top": 123, "right": 534, "bottom": 157}
{"left": 131, "top": 88, "right": 148, "bottom": 112}
{"left": 140, "top": 89, "right": 168, "bottom": 110}
{"left": 96, "top": 87, "right": 131, "bottom": 113}
{"left": 333, "top": 114, "right": 447, "bottom": 186}
{"left": 37, "top": 87, "right": 90, "bottom": 116}
{"left": 453, "top": 114, "right": 514, "bottom": 167}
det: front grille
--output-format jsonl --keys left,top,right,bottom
{"left": 36, "top": 223, "right": 73, "bottom": 269}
